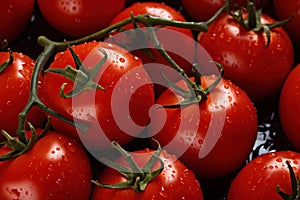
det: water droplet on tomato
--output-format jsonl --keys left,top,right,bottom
{"left": 65, "top": 142, "right": 76, "bottom": 153}
{"left": 6, "top": 101, "right": 12, "bottom": 106}
{"left": 63, "top": 156, "right": 69, "bottom": 162}
{"left": 159, "top": 187, "right": 168, "bottom": 198}
{"left": 268, "top": 165, "right": 274, "bottom": 170}
{"left": 55, "top": 178, "right": 63, "bottom": 186}
{"left": 119, "top": 57, "right": 125, "bottom": 63}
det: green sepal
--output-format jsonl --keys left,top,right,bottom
{"left": 0, "top": 49, "right": 14, "bottom": 74}
{"left": 276, "top": 161, "right": 300, "bottom": 200}
{"left": 45, "top": 46, "right": 106, "bottom": 98}
{"left": 0, "top": 123, "right": 38, "bottom": 161}
{"left": 92, "top": 140, "right": 164, "bottom": 193}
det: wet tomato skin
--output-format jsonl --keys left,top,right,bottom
{"left": 0, "top": 0, "right": 35, "bottom": 42}
{"left": 109, "top": 2, "right": 195, "bottom": 97}
{"left": 0, "top": 131, "right": 92, "bottom": 200}
{"left": 228, "top": 151, "right": 300, "bottom": 200}
{"left": 279, "top": 64, "right": 300, "bottom": 151}
{"left": 41, "top": 41, "right": 155, "bottom": 150}
{"left": 92, "top": 149, "right": 204, "bottom": 200}
{"left": 37, "top": 0, "right": 126, "bottom": 37}
{"left": 148, "top": 76, "right": 258, "bottom": 179}
{"left": 0, "top": 51, "right": 46, "bottom": 140}
{"left": 198, "top": 12, "right": 294, "bottom": 100}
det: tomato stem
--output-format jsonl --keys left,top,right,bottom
{"left": 45, "top": 45, "right": 106, "bottom": 99}
{"left": 11, "top": 12, "right": 215, "bottom": 160}
{"left": 0, "top": 49, "right": 14, "bottom": 74}
{"left": 225, "top": 0, "right": 293, "bottom": 48}
{"left": 92, "top": 140, "right": 164, "bottom": 192}
{"left": 276, "top": 161, "right": 300, "bottom": 200}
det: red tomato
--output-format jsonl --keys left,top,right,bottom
{"left": 40, "top": 41, "right": 154, "bottom": 151}
{"left": 198, "top": 12, "right": 294, "bottom": 100}
{"left": 0, "top": 51, "right": 46, "bottom": 140}
{"left": 109, "top": 2, "right": 195, "bottom": 97}
{"left": 0, "top": 0, "right": 34, "bottom": 42}
{"left": 148, "top": 76, "right": 258, "bottom": 179}
{"left": 0, "top": 131, "right": 92, "bottom": 200}
{"left": 37, "top": 0, "right": 126, "bottom": 37}
{"left": 227, "top": 151, "right": 300, "bottom": 200}
{"left": 92, "top": 148, "right": 204, "bottom": 199}
{"left": 181, "top": 0, "right": 263, "bottom": 22}
{"left": 273, "top": 0, "right": 300, "bottom": 47}
{"left": 279, "top": 64, "right": 300, "bottom": 151}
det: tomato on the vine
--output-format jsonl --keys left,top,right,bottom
{"left": 109, "top": 2, "right": 196, "bottom": 97}
{"left": 279, "top": 63, "right": 300, "bottom": 151}
{"left": 91, "top": 148, "right": 204, "bottom": 200}
{"left": 0, "top": 130, "right": 92, "bottom": 200}
{"left": 37, "top": 0, "right": 126, "bottom": 37}
{"left": 0, "top": 51, "right": 46, "bottom": 140}
{"left": 148, "top": 76, "right": 258, "bottom": 179}
{"left": 180, "top": 0, "right": 264, "bottom": 22}
{"left": 273, "top": 0, "right": 300, "bottom": 47}
{"left": 40, "top": 41, "right": 154, "bottom": 150}
{"left": 198, "top": 10, "right": 294, "bottom": 100}
{"left": 227, "top": 151, "right": 300, "bottom": 200}
{"left": 0, "top": 0, "right": 35, "bottom": 43}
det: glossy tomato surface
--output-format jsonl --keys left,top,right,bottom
{"left": 228, "top": 151, "right": 300, "bottom": 200}
{"left": 92, "top": 149, "right": 203, "bottom": 200}
{"left": 0, "top": 131, "right": 92, "bottom": 200}
{"left": 181, "top": 0, "right": 264, "bottom": 22}
{"left": 37, "top": 0, "right": 126, "bottom": 37}
{"left": 198, "top": 12, "right": 294, "bottom": 101}
{"left": 4, "top": 0, "right": 298, "bottom": 199}
{"left": 148, "top": 76, "right": 258, "bottom": 179}
{"left": 0, "top": 51, "right": 46, "bottom": 140}
{"left": 41, "top": 41, "right": 154, "bottom": 150}
{"left": 279, "top": 64, "right": 300, "bottom": 151}
{"left": 273, "top": 0, "right": 300, "bottom": 47}
{"left": 0, "top": 0, "right": 34, "bottom": 42}
{"left": 109, "top": 2, "right": 195, "bottom": 97}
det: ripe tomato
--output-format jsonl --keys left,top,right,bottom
{"left": 40, "top": 41, "right": 154, "bottom": 151}
{"left": 279, "top": 64, "right": 300, "bottom": 151}
{"left": 273, "top": 0, "right": 300, "bottom": 47}
{"left": 148, "top": 76, "right": 258, "bottom": 179}
{"left": 180, "top": 0, "right": 263, "bottom": 22}
{"left": 109, "top": 2, "right": 195, "bottom": 97}
{"left": 37, "top": 0, "right": 126, "bottom": 37}
{"left": 91, "top": 148, "right": 203, "bottom": 199}
{"left": 0, "top": 131, "right": 92, "bottom": 200}
{"left": 198, "top": 12, "right": 294, "bottom": 100}
{"left": 227, "top": 151, "right": 300, "bottom": 200}
{"left": 0, "top": 0, "right": 34, "bottom": 42}
{"left": 0, "top": 51, "right": 46, "bottom": 140}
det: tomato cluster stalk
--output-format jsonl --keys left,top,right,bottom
{"left": 0, "top": 0, "right": 298, "bottom": 197}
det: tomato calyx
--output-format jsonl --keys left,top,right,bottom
{"left": 276, "top": 161, "right": 300, "bottom": 200}
{"left": 45, "top": 44, "right": 106, "bottom": 98}
{"left": 162, "top": 62, "right": 224, "bottom": 108}
{"left": 0, "top": 124, "right": 37, "bottom": 161}
{"left": 92, "top": 140, "right": 164, "bottom": 192}
{"left": 225, "top": 0, "right": 293, "bottom": 48}
{"left": 0, "top": 49, "right": 14, "bottom": 73}
{"left": 0, "top": 120, "right": 51, "bottom": 161}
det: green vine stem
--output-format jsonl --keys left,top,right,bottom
{"left": 5, "top": 4, "right": 227, "bottom": 159}
{"left": 16, "top": 14, "right": 211, "bottom": 141}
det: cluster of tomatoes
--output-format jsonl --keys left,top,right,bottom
{"left": 1, "top": 0, "right": 300, "bottom": 199}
